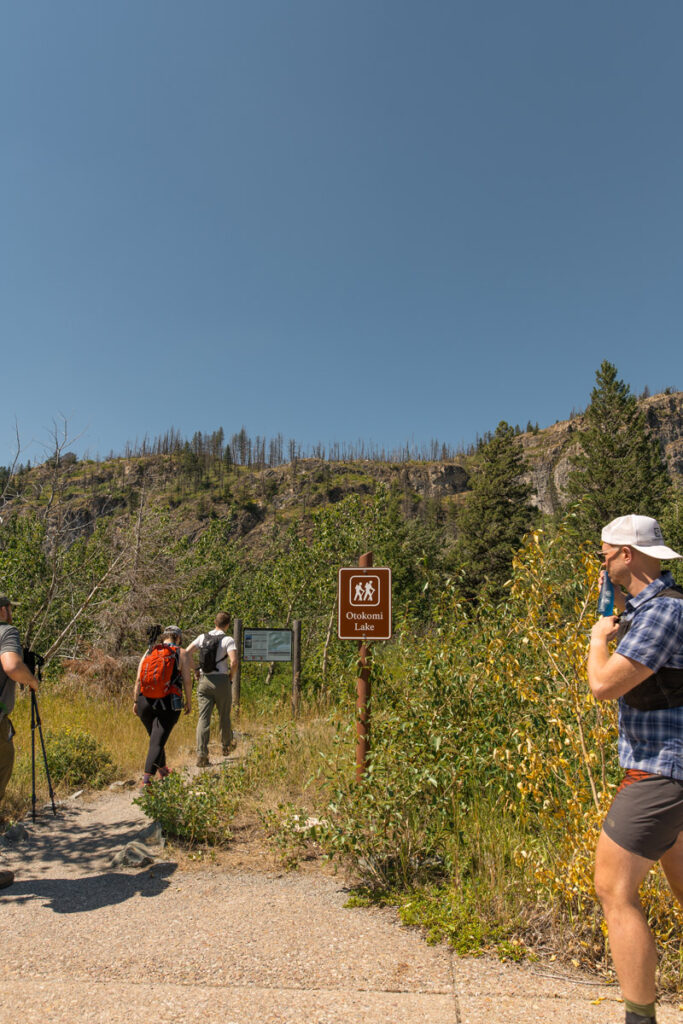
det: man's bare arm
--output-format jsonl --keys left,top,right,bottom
{"left": 0, "top": 652, "right": 39, "bottom": 692}
{"left": 588, "top": 616, "right": 652, "bottom": 700}
{"left": 179, "top": 650, "right": 193, "bottom": 712}
{"left": 228, "top": 649, "right": 238, "bottom": 681}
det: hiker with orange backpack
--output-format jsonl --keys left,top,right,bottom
{"left": 133, "top": 625, "right": 192, "bottom": 786}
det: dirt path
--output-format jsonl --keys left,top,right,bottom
{"left": 0, "top": 779, "right": 681, "bottom": 1024}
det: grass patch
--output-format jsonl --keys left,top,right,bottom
{"left": 3, "top": 685, "right": 196, "bottom": 815}
{"left": 345, "top": 884, "right": 527, "bottom": 960}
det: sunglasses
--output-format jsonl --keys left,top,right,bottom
{"left": 594, "top": 548, "right": 619, "bottom": 563}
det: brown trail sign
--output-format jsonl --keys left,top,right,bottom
{"left": 337, "top": 566, "right": 392, "bottom": 640}
{"left": 338, "top": 557, "right": 392, "bottom": 781}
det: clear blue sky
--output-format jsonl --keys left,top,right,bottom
{"left": 2, "top": 1, "right": 682, "bottom": 466}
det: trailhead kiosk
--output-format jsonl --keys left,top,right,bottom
{"left": 233, "top": 621, "right": 302, "bottom": 717}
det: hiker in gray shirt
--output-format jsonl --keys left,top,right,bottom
{"left": 0, "top": 595, "right": 40, "bottom": 804}
{"left": 186, "top": 611, "right": 237, "bottom": 767}
{"left": 0, "top": 594, "right": 40, "bottom": 889}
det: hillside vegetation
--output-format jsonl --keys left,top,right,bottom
{"left": 2, "top": 367, "right": 683, "bottom": 984}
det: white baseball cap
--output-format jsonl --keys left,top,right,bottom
{"left": 601, "top": 515, "right": 682, "bottom": 560}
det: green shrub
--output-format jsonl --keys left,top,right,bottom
{"left": 134, "top": 722, "right": 327, "bottom": 848}
{"left": 134, "top": 771, "right": 237, "bottom": 845}
{"left": 42, "top": 728, "right": 116, "bottom": 789}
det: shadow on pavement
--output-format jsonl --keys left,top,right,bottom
{"left": 3, "top": 803, "right": 156, "bottom": 874}
{"left": 0, "top": 861, "right": 177, "bottom": 913}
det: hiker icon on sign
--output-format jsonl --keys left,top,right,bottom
{"left": 349, "top": 575, "right": 380, "bottom": 607}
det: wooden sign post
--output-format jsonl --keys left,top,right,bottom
{"left": 338, "top": 554, "right": 392, "bottom": 781}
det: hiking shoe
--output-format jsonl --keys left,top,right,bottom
{"left": 0, "top": 869, "right": 14, "bottom": 889}
{"left": 196, "top": 756, "right": 210, "bottom": 767}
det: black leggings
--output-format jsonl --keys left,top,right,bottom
{"left": 137, "top": 695, "right": 181, "bottom": 775}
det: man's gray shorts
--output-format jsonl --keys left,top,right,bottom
{"left": 602, "top": 771, "right": 683, "bottom": 860}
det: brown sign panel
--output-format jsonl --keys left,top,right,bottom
{"left": 338, "top": 567, "right": 392, "bottom": 640}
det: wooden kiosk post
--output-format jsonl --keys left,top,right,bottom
{"left": 232, "top": 617, "right": 242, "bottom": 711}
{"left": 291, "top": 619, "right": 301, "bottom": 718}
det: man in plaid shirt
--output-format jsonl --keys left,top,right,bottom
{"left": 588, "top": 515, "right": 683, "bottom": 1024}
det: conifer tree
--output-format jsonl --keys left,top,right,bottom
{"left": 566, "top": 361, "right": 671, "bottom": 537}
{"left": 455, "top": 421, "right": 535, "bottom": 598}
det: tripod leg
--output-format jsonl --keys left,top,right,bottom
{"left": 31, "top": 691, "right": 37, "bottom": 823}
{"left": 33, "top": 694, "right": 57, "bottom": 817}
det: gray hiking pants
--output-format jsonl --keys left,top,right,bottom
{"left": 196, "top": 672, "right": 232, "bottom": 757}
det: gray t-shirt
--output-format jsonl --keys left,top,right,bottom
{"left": 0, "top": 624, "right": 22, "bottom": 718}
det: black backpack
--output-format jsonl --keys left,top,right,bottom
{"left": 199, "top": 633, "right": 222, "bottom": 673}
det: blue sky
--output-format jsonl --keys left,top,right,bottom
{"left": 2, "top": 1, "right": 682, "bottom": 466}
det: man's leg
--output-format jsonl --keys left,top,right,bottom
{"left": 0, "top": 717, "right": 15, "bottom": 804}
{"left": 594, "top": 829, "right": 657, "bottom": 1006}
{"left": 196, "top": 676, "right": 215, "bottom": 764}
{"left": 660, "top": 830, "right": 683, "bottom": 907}
{"left": 211, "top": 675, "right": 233, "bottom": 753}
{"left": 0, "top": 719, "right": 16, "bottom": 887}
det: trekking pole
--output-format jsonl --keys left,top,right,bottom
{"left": 31, "top": 690, "right": 57, "bottom": 820}
{"left": 30, "top": 689, "right": 37, "bottom": 822}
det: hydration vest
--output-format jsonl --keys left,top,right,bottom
{"left": 616, "top": 586, "right": 683, "bottom": 711}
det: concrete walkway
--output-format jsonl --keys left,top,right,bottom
{"left": 0, "top": 790, "right": 680, "bottom": 1024}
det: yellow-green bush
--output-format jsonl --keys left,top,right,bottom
{"left": 314, "top": 524, "right": 682, "bottom": 986}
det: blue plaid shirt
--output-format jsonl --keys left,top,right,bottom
{"left": 615, "top": 571, "right": 683, "bottom": 781}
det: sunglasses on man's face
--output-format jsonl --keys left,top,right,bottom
{"left": 594, "top": 548, "right": 620, "bottom": 564}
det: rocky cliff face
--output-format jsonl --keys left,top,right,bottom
{"left": 518, "top": 392, "right": 683, "bottom": 514}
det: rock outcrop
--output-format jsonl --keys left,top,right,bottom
{"left": 519, "top": 392, "right": 683, "bottom": 514}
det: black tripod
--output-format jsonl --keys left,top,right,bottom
{"left": 29, "top": 671, "right": 57, "bottom": 822}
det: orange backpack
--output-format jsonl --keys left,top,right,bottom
{"left": 139, "top": 644, "right": 181, "bottom": 700}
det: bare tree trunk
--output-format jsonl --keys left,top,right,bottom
{"left": 133, "top": 483, "right": 146, "bottom": 575}
{"left": 321, "top": 600, "right": 336, "bottom": 683}
{"left": 42, "top": 548, "right": 128, "bottom": 662}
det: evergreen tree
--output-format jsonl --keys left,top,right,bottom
{"left": 455, "top": 421, "right": 535, "bottom": 598}
{"left": 566, "top": 361, "right": 671, "bottom": 537}
{"left": 658, "top": 487, "right": 683, "bottom": 586}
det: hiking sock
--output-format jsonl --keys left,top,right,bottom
{"left": 158, "top": 766, "right": 170, "bottom": 779}
{"left": 142, "top": 772, "right": 152, "bottom": 785}
{"left": 625, "top": 999, "right": 657, "bottom": 1023}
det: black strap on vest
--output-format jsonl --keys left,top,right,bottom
{"left": 616, "top": 586, "right": 683, "bottom": 710}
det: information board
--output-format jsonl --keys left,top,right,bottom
{"left": 338, "top": 566, "right": 392, "bottom": 640}
{"left": 242, "top": 628, "right": 293, "bottom": 662}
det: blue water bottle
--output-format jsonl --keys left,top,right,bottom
{"left": 598, "top": 574, "right": 615, "bottom": 617}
